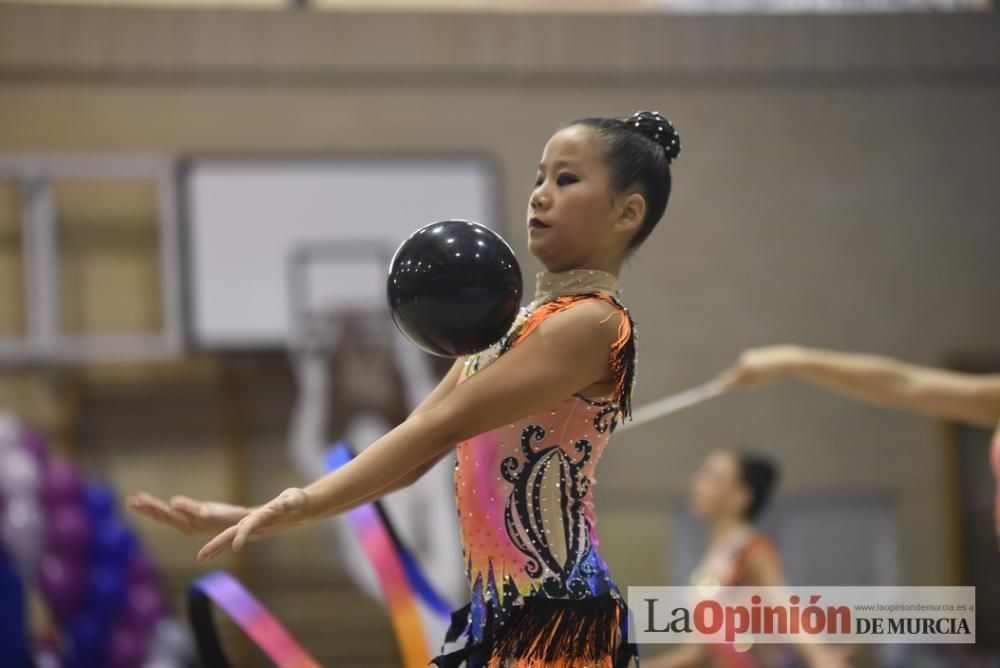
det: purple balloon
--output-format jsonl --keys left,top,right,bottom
{"left": 105, "top": 621, "right": 147, "bottom": 668}
{"left": 123, "top": 582, "right": 167, "bottom": 634}
{"left": 37, "top": 552, "right": 85, "bottom": 622}
{"left": 46, "top": 504, "right": 93, "bottom": 555}
{"left": 40, "top": 460, "right": 84, "bottom": 509}
{"left": 20, "top": 430, "right": 49, "bottom": 468}
{"left": 126, "top": 550, "right": 159, "bottom": 586}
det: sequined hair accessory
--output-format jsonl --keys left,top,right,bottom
{"left": 626, "top": 110, "right": 681, "bottom": 165}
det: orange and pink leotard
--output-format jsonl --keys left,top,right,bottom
{"left": 432, "top": 269, "right": 639, "bottom": 668}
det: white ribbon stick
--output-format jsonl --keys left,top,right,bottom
{"left": 619, "top": 380, "right": 727, "bottom": 432}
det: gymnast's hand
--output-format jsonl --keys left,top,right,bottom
{"left": 196, "top": 487, "right": 312, "bottom": 562}
{"left": 127, "top": 492, "right": 251, "bottom": 536}
{"left": 716, "top": 345, "right": 804, "bottom": 389}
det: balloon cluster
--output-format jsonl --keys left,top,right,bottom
{"left": 0, "top": 412, "right": 194, "bottom": 668}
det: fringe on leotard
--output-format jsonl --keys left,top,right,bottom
{"left": 500, "top": 293, "right": 638, "bottom": 425}
{"left": 432, "top": 593, "right": 639, "bottom": 668}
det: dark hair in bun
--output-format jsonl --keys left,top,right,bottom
{"left": 568, "top": 110, "right": 681, "bottom": 251}
{"left": 731, "top": 449, "right": 780, "bottom": 521}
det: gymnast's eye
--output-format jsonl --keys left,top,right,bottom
{"left": 556, "top": 173, "right": 579, "bottom": 186}
{"left": 534, "top": 175, "right": 544, "bottom": 187}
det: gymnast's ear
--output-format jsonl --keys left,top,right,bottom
{"left": 614, "top": 191, "right": 646, "bottom": 238}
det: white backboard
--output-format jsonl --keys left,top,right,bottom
{"left": 183, "top": 157, "right": 498, "bottom": 348}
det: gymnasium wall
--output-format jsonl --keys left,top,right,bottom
{"left": 1, "top": 6, "right": 998, "bottom": 664}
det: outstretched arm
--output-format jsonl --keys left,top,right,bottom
{"left": 408, "top": 356, "right": 465, "bottom": 419}
{"left": 718, "top": 345, "right": 1000, "bottom": 429}
{"left": 130, "top": 356, "right": 467, "bottom": 536}
{"left": 197, "top": 300, "right": 623, "bottom": 561}
{"left": 359, "top": 355, "right": 468, "bottom": 494}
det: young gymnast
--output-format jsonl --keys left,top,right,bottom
{"left": 129, "top": 110, "right": 682, "bottom": 667}
{"left": 643, "top": 450, "right": 851, "bottom": 668}
{"left": 716, "top": 345, "right": 1000, "bottom": 549}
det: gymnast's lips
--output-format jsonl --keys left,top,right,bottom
{"left": 528, "top": 217, "right": 550, "bottom": 230}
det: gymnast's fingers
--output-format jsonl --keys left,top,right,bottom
{"left": 170, "top": 495, "right": 246, "bottom": 530}
{"left": 198, "top": 524, "right": 239, "bottom": 562}
{"left": 127, "top": 492, "right": 194, "bottom": 534}
{"left": 232, "top": 514, "right": 260, "bottom": 553}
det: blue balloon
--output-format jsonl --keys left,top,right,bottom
{"left": 0, "top": 550, "right": 30, "bottom": 668}
{"left": 82, "top": 481, "right": 117, "bottom": 522}
{"left": 91, "top": 519, "right": 136, "bottom": 567}
{"left": 87, "top": 563, "right": 126, "bottom": 620}
{"left": 66, "top": 612, "right": 107, "bottom": 666}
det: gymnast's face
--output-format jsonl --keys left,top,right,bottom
{"left": 527, "top": 126, "right": 636, "bottom": 272}
{"left": 690, "top": 450, "right": 750, "bottom": 522}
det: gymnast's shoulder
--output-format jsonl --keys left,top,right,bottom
{"left": 529, "top": 297, "right": 627, "bottom": 351}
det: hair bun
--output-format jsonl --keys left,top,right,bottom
{"left": 626, "top": 110, "right": 681, "bottom": 164}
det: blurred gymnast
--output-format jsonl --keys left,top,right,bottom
{"left": 643, "top": 450, "right": 851, "bottom": 668}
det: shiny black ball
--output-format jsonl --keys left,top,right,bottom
{"left": 387, "top": 220, "right": 522, "bottom": 357}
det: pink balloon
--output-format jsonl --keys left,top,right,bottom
{"left": 46, "top": 504, "right": 92, "bottom": 555}
{"left": 39, "top": 460, "right": 84, "bottom": 509}
{"left": 124, "top": 582, "right": 167, "bottom": 634}
{"left": 20, "top": 430, "right": 49, "bottom": 468}
{"left": 126, "top": 551, "right": 159, "bottom": 586}
{"left": 37, "top": 552, "right": 85, "bottom": 621}
{"left": 105, "top": 620, "right": 148, "bottom": 668}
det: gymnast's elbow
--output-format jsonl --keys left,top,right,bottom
{"left": 397, "top": 467, "right": 427, "bottom": 489}
{"left": 405, "top": 406, "right": 466, "bottom": 461}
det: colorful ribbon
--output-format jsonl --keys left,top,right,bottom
{"left": 325, "top": 443, "right": 452, "bottom": 619}
{"left": 326, "top": 442, "right": 453, "bottom": 667}
{"left": 186, "top": 442, "right": 455, "bottom": 668}
{"left": 188, "top": 570, "right": 321, "bottom": 668}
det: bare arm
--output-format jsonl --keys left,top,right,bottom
{"left": 351, "top": 356, "right": 467, "bottom": 494}
{"left": 719, "top": 345, "right": 1000, "bottom": 429}
{"left": 199, "top": 300, "right": 624, "bottom": 559}
{"left": 130, "top": 355, "right": 466, "bottom": 535}
{"left": 409, "top": 356, "right": 466, "bottom": 418}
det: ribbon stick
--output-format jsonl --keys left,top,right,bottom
{"left": 619, "top": 380, "right": 727, "bottom": 432}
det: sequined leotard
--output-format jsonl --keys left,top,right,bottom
{"left": 432, "top": 269, "right": 640, "bottom": 668}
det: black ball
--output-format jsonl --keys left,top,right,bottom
{"left": 387, "top": 220, "right": 522, "bottom": 357}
